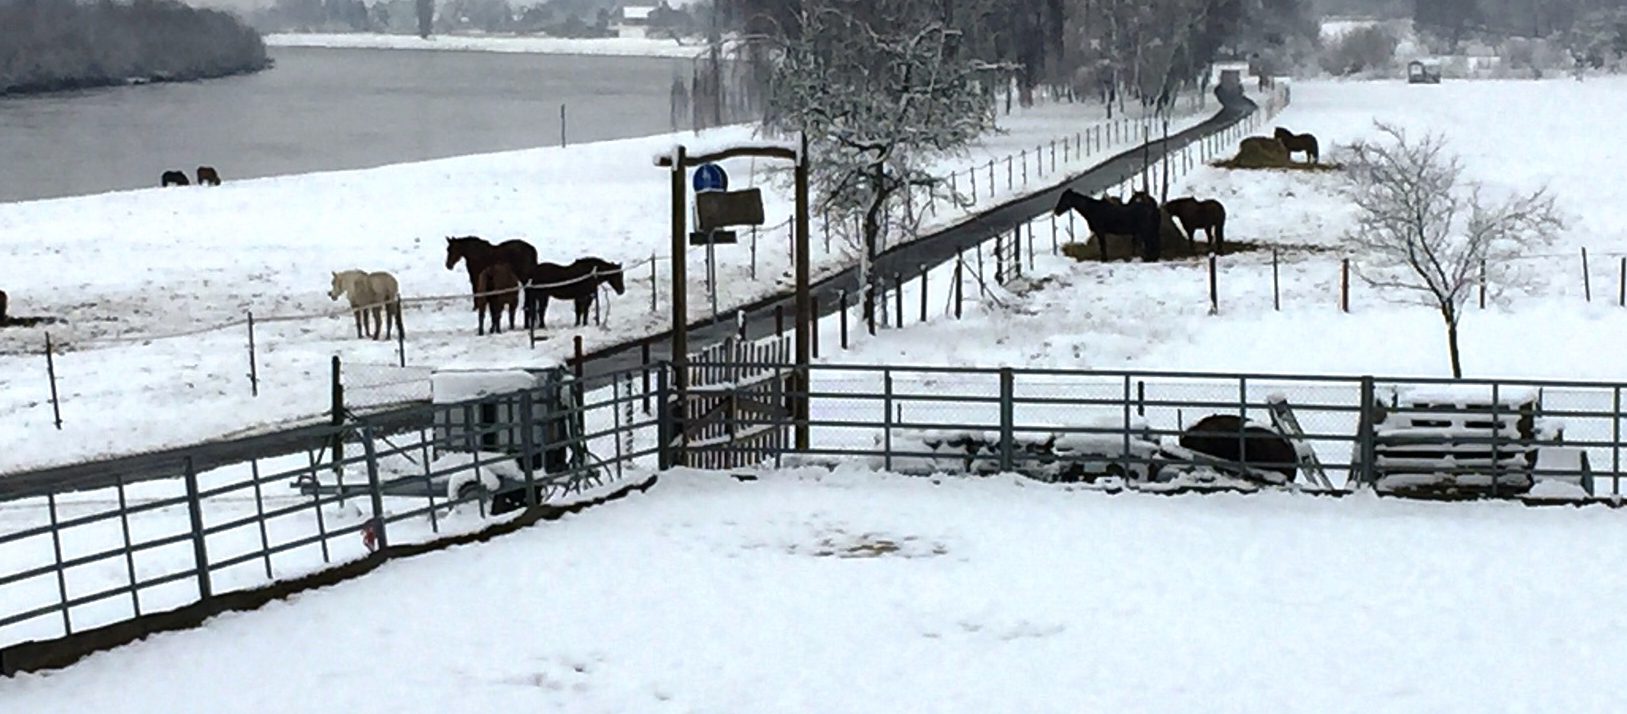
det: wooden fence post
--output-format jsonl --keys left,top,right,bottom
{"left": 1272, "top": 248, "right": 1280, "bottom": 311}
{"left": 1583, "top": 247, "right": 1593, "bottom": 302}
{"left": 1341, "top": 258, "right": 1351, "bottom": 313}
{"left": 246, "top": 311, "right": 258, "bottom": 397}
{"left": 1208, "top": 254, "right": 1219, "bottom": 315}
{"left": 45, "top": 332, "right": 62, "bottom": 430}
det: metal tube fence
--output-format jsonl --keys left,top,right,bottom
{"left": 0, "top": 363, "right": 663, "bottom": 654}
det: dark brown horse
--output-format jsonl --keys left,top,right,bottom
{"left": 445, "top": 236, "right": 537, "bottom": 310}
{"left": 161, "top": 170, "right": 189, "bottom": 187}
{"left": 196, "top": 166, "right": 221, "bottom": 186}
{"left": 1053, "top": 189, "right": 1162, "bottom": 261}
{"left": 1273, "top": 127, "right": 1319, "bottom": 164}
{"left": 1164, "top": 197, "right": 1227, "bottom": 253}
{"left": 1180, "top": 414, "right": 1299, "bottom": 483}
{"left": 475, "top": 263, "right": 520, "bottom": 335}
{"left": 526, "top": 257, "right": 626, "bottom": 328}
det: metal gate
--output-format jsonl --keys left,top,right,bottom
{"left": 682, "top": 334, "right": 793, "bottom": 469}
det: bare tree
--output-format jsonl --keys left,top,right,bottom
{"left": 762, "top": 0, "right": 996, "bottom": 327}
{"left": 1343, "top": 122, "right": 1564, "bottom": 378}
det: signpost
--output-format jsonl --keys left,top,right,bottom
{"left": 693, "top": 163, "right": 729, "bottom": 320}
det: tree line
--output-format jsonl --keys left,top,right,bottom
{"left": 0, "top": 0, "right": 269, "bottom": 95}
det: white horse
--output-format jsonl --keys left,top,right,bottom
{"left": 328, "top": 270, "right": 403, "bottom": 340}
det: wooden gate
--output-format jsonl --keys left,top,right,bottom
{"left": 682, "top": 334, "right": 793, "bottom": 469}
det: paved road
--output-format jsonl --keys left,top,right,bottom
{"left": 0, "top": 95, "right": 1257, "bottom": 502}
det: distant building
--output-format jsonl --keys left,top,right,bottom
{"left": 620, "top": 5, "right": 656, "bottom": 26}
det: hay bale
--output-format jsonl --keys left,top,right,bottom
{"left": 1229, "top": 136, "right": 1293, "bottom": 168}
{"left": 1061, "top": 210, "right": 1202, "bottom": 262}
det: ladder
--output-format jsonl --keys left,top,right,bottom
{"left": 1266, "top": 395, "right": 1335, "bottom": 490}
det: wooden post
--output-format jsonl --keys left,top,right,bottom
{"left": 1583, "top": 247, "right": 1593, "bottom": 302}
{"left": 954, "top": 254, "right": 964, "bottom": 319}
{"left": 1272, "top": 248, "right": 1280, "bottom": 311}
{"left": 45, "top": 333, "right": 62, "bottom": 430}
{"left": 641, "top": 341, "right": 651, "bottom": 414}
{"left": 1619, "top": 257, "right": 1625, "bottom": 308}
{"left": 1479, "top": 258, "right": 1487, "bottom": 309}
{"left": 669, "top": 146, "right": 688, "bottom": 420}
{"left": 1341, "top": 258, "right": 1351, "bottom": 313}
{"left": 995, "top": 235, "right": 1005, "bottom": 284}
{"left": 919, "top": 265, "right": 928, "bottom": 323}
{"left": 1021, "top": 149, "right": 1028, "bottom": 185}
{"left": 1208, "top": 254, "right": 1219, "bottom": 315}
{"left": 246, "top": 311, "right": 258, "bottom": 397}
{"left": 573, "top": 335, "right": 584, "bottom": 381}
{"left": 840, "top": 290, "right": 849, "bottom": 350}
{"left": 776, "top": 304, "right": 785, "bottom": 337}
{"left": 560, "top": 103, "right": 567, "bottom": 147}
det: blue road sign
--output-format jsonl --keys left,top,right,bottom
{"left": 693, "top": 163, "right": 728, "bottom": 193}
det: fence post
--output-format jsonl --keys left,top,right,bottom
{"left": 182, "top": 455, "right": 213, "bottom": 600}
{"left": 330, "top": 355, "right": 344, "bottom": 484}
{"left": 360, "top": 426, "right": 389, "bottom": 550}
{"left": 1583, "top": 247, "right": 1592, "bottom": 302}
{"left": 919, "top": 265, "right": 928, "bottom": 324}
{"left": 883, "top": 369, "right": 894, "bottom": 472}
{"left": 1619, "top": 257, "right": 1625, "bottom": 308}
{"left": 1614, "top": 386, "right": 1622, "bottom": 500}
{"left": 518, "top": 391, "right": 539, "bottom": 509}
{"left": 1208, "top": 254, "right": 1219, "bottom": 315}
{"left": 1357, "top": 376, "right": 1376, "bottom": 489}
{"left": 1341, "top": 258, "right": 1351, "bottom": 313}
{"left": 1021, "top": 149, "right": 1028, "bottom": 185}
{"left": 656, "top": 367, "right": 673, "bottom": 470}
{"left": 840, "top": 290, "right": 849, "bottom": 350}
{"left": 640, "top": 342, "right": 652, "bottom": 414}
{"left": 995, "top": 235, "right": 1005, "bottom": 284}
{"left": 246, "top": 311, "right": 259, "bottom": 397}
{"left": 45, "top": 332, "right": 62, "bottom": 430}
{"left": 396, "top": 315, "right": 406, "bottom": 367}
{"left": 999, "top": 368, "right": 1015, "bottom": 473}
{"left": 650, "top": 254, "right": 659, "bottom": 313}
{"left": 1479, "top": 258, "right": 1487, "bottom": 309}
{"left": 954, "top": 254, "right": 965, "bottom": 319}
{"left": 988, "top": 161, "right": 994, "bottom": 198}
{"left": 1272, "top": 248, "right": 1280, "bottom": 311}
{"left": 573, "top": 335, "right": 585, "bottom": 381}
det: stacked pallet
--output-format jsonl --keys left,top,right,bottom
{"left": 1361, "top": 386, "right": 1543, "bottom": 498}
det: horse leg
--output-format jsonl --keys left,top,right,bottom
{"left": 538, "top": 294, "right": 550, "bottom": 329}
{"left": 370, "top": 307, "right": 382, "bottom": 340}
{"left": 507, "top": 300, "right": 517, "bottom": 331}
{"left": 353, "top": 310, "right": 363, "bottom": 339}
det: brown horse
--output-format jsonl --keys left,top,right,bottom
{"left": 1164, "top": 197, "right": 1227, "bottom": 253}
{"left": 525, "top": 257, "right": 626, "bottom": 329}
{"left": 1054, "top": 189, "right": 1162, "bottom": 261}
{"left": 445, "top": 236, "right": 537, "bottom": 310}
{"left": 1273, "top": 127, "right": 1319, "bottom": 164}
{"left": 196, "top": 166, "right": 221, "bottom": 186}
{"left": 475, "top": 264, "right": 520, "bottom": 335}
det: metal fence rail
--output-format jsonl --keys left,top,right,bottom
{"left": 0, "top": 364, "right": 663, "bottom": 653}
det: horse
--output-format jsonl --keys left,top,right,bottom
{"left": 1180, "top": 414, "right": 1299, "bottom": 483}
{"left": 196, "top": 166, "right": 221, "bottom": 186}
{"left": 1164, "top": 197, "right": 1228, "bottom": 253}
{"left": 476, "top": 263, "right": 521, "bottom": 335}
{"left": 1273, "top": 127, "right": 1320, "bottom": 164}
{"left": 328, "top": 270, "right": 403, "bottom": 340}
{"left": 526, "top": 257, "right": 626, "bottom": 328}
{"left": 445, "top": 236, "right": 537, "bottom": 310}
{"left": 1053, "top": 189, "right": 1162, "bottom": 261}
{"left": 161, "top": 170, "right": 189, "bottom": 187}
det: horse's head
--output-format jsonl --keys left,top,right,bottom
{"left": 1273, "top": 127, "right": 1291, "bottom": 140}
{"left": 444, "top": 237, "right": 462, "bottom": 270}
{"left": 606, "top": 262, "right": 626, "bottom": 295}
{"left": 1052, "top": 189, "right": 1079, "bottom": 216}
{"left": 327, "top": 271, "right": 345, "bottom": 301}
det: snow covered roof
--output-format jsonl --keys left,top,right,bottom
{"left": 621, "top": 6, "right": 656, "bottom": 21}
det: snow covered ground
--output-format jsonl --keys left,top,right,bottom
{"left": 0, "top": 92, "right": 1212, "bottom": 474}
{"left": 829, "top": 78, "right": 1627, "bottom": 383}
{"left": 265, "top": 32, "right": 709, "bottom": 59}
{"left": 6, "top": 469, "right": 1627, "bottom": 711}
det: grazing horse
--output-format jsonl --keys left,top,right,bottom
{"left": 329, "top": 270, "right": 403, "bottom": 340}
{"left": 1164, "top": 197, "right": 1228, "bottom": 253}
{"left": 1273, "top": 127, "right": 1320, "bottom": 164}
{"left": 161, "top": 170, "right": 189, "bottom": 187}
{"left": 526, "top": 257, "right": 627, "bottom": 328}
{"left": 476, "top": 263, "right": 521, "bottom": 335}
{"left": 1053, "top": 189, "right": 1162, "bottom": 261}
{"left": 196, "top": 166, "right": 221, "bottom": 185}
{"left": 444, "top": 236, "right": 537, "bottom": 310}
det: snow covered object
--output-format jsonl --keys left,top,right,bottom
{"left": 1356, "top": 385, "right": 1547, "bottom": 498}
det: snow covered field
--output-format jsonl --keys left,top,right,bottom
{"left": 0, "top": 93, "right": 1211, "bottom": 474}
{"left": 6, "top": 469, "right": 1627, "bottom": 712}
{"left": 831, "top": 78, "right": 1627, "bottom": 383}
{"left": 265, "top": 32, "right": 708, "bottom": 59}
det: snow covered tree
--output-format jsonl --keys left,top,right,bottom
{"left": 761, "top": 0, "right": 996, "bottom": 327}
{"left": 1342, "top": 123, "right": 1564, "bottom": 378}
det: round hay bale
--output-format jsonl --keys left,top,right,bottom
{"left": 1062, "top": 208, "right": 1201, "bottom": 262}
{"left": 1227, "top": 136, "right": 1293, "bottom": 169}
